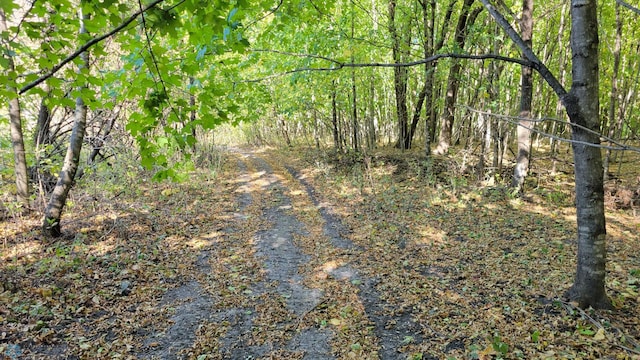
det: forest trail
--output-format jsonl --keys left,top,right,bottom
{"left": 139, "top": 148, "right": 423, "bottom": 359}
{"left": 3, "top": 147, "right": 640, "bottom": 359}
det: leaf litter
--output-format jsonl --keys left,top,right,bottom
{"left": 1, "top": 146, "right": 639, "bottom": 359}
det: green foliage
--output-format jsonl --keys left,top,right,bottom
{"left": 2, "top": 0, "right": 640, "bottom": 182}
{"left": 531, "top": 329, "right": 540, "bottom": 342}
{"left": 491, "top": 334, "right": 509, "bottom": 356}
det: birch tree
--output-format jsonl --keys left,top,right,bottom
{"left": 511, "top": 0, "right": 533, "bottom": 192}
{"left": 1, "top": 7, "right": 30, "bottom": 211}
{"left": 43, "top": 6, "right": 90, "bottom": 237}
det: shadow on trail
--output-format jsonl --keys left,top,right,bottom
{"left": 285, "top": 166, "right": 424, "bottom": 359}
{"left": 136, "top": 150, "right": 425, "bottom": 359}
{"left": 214, "top": 153, "right": 333, "bottom": 359}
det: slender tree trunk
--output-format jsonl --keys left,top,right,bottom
{"left": 407, "top": 85, "right": 427, "bottom": 149}
{"left": 351, "top": 72, "right": 359, "bottom": 151}
{"left": 1, "top": 9, "right": 30, "bottom": 210}
{"left": 603, "top": 3, "right": 622, "bottom": 181}
{"left": 423, "top": 68, "right": 434, "bottom": 157}
{"left": 389, "top": 0, "right": 409, "bottom": 150}
{"left": 551, "top": 3, "right": 568, "bottom": 174}
{"left": 368, "top": 73, "right": 377, "bottom": 149}
{"left": 280, "top": 116, "right": 291, "bottom": 147}
{"left": 512, "top": 0, "right": 534, "bottom": 192}
{"left": 35, "top": 87, "right": 52, "bottom": 147}
{"left": 313, "top": 99, "right": 320, "bottom": 149}
{"left": 435, "top": 0, "right": 480, "bottom": 155}
{"left": 484, "top": 23, "right": 501, "bottom": 182}
{"left": 43, "top": 6, "right": 90, "bottom": 237}
{"left": 87, "top": 115, "right": 116, "bottom": 164}
{"left": 435, "top": 60, "right": 462, "bottom": 155}
{"left": 189, "top": 77, "right": 197, "bottom": 151}
{"left": 332, "top": 83, "right": 341, "bottom": 151}
{"left": 565, "top": 0, "right": 611, "bottom": 309}
{"left": 612, "top": 59, "right": 638, "bottom": 164}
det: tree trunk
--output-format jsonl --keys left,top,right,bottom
{"left": 483, "top": 0, "right": 613, "bottom": 308}
{"left": 367, "top": 74, "right": 377, "bottom": 149}
{"left": 87, "top": 115, "right": 116, "bottom": 164}
{"left": 603, "top": 3, "right": 622, "bottom": 181}
{"left": 407, "top": 84, "right": 427, "bottom": 149}
{"left": 389, "top": 0, "right": 409, "bottom": 150}
{"left": 35, "top": 88, "right": 52, "bottom": 147}
{"left": 332, "top": 82, "right": 341, "bottom": 151}
{"left": 351, "top": 71, "right": 359, "bottom": 151}
{"left": 280, "top": 116, "right": 291, "bottom": 147}
{"left": 43, "top": 7, "right": 90, "bottom": 237}
{"left": 551, "top": 3, "right": 568, "bottom": 174}
{"left": 313, "top": 102, "right": 320, "bottom": 149}
{"left": 435, "top": 0, "right": 480, "bottom": 155}
{"left": 564, "top": 0, "right": 611, "bottom": 309}
{"left": 420, "top": 0, "right": 455, "bottom": 157}
{"left": 189, "top": 77, "right": 197, "bottom": 151}
{"left": 350, "top": 6, "right": 359, "bottom": 152}
{"left": 1, "top": 9, "right": 30, "bottom": 210}
{"left": 512, "top": 0, "right": 534, "bottom": 192}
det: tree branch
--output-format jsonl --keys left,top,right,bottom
{"left": 460, "top": 105, "right": 640, "bottom": 152}
{"left": 245, "top": 0, "right": 284, "bottom": 28}
{"left": 246, "top": 50, "right": 531, "bottom": 75}
{"left": 7, "top": 0, "right": 39, "bottom": 43}
{"left": 137, "top": 0, "right": 183, "bottom": 125}
{"left": 617, "top": 0, "right": 640, "bottom": 15}
{"left": 18, "top": 0, "right": 167, "bottom": 95}
{"left": 479, "top": 0, "right": 568, "bottom": 97}
{"left": 251, "top": 49, "right": 344, "bottom": 65}
{"left": 239, "top": 52, "right": 530, "bottom": 84}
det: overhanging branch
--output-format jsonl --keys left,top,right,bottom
{"left": 240, "top": 51, "right": 531, "bottom": 83}
{"left": 617, "top": 0, "right": 640, "bottom": 15}
{"left": 19, "top": 0, "right": 167, "bottom": 95}
{"left": 479, "top": 0, "right": 567, "bottom": 98}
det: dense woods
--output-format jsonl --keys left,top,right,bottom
{"left": 1, "top": 0, "right": 640, "bottom": 358}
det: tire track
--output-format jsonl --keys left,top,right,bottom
{"left": 285, "top": 165, "right": 424, "bottom": 359}
{"left": 214, "top": 151, "right": 334, "bottom": 359}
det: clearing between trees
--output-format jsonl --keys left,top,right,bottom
{"left": 1, "top": 146, "right": 640, "bottom": 359}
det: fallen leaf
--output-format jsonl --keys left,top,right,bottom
{"left": 593, "top": 328, "right": 605, "bottom": 341}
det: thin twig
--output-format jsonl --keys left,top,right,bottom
{"left": 560, "top": 300, "right": 604, "bottom": 330}
{"left": 19, "top": 0, "right": 167, "bottom": 94}
{"left": 460, "top": 105, "right": 640, "bottom": 153}
{"left": 245, "top": 0, "right": 284, "bottom": 28}
{"left": 614, "top": 344, "right": 640, "bottom": 355}
{"left": 137, "top": 0, "right": 183, "bottom": 124}
{"left": 239, "top": 51, "right": 530, "bottom": 83}
{"left": 559, "top": 299, "right": 640, "bottom": 353}
{"left": 7, "top": 0, "right": 39, "bottom": 44}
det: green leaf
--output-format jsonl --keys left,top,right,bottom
{"left": 223, "top": 27, "right": 231, "bottom": 41}
{"left": 0, "top": 0, "right": 18, "bottom": 14}
{"left": 531, "top": 330, "right": 540, "bottom": 343}
{"left": 579, "top": 328, "right": 595, "bottom": 336}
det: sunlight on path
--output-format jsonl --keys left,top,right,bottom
{"left": 285, "top": 165, "right": 425, "bottom": 359}
{"left": 214, "top": 151, "right": 334, "bottom": 359}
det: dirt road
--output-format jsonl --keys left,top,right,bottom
{"left": 138, "top": 149, "right": 422, "bottom": 359}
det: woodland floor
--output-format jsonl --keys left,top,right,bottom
{"left": 1, "top": 146, "right": 640, "bottom": 359}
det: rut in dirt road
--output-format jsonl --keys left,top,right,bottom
{"left": 139, "top": 149, "right": 424, "bottom": 359}
{"left": 214, "top": 153, "right": 334, "bottom": 359}
{"left": 285, "top": 165, "right": 424, "bottom": 359}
